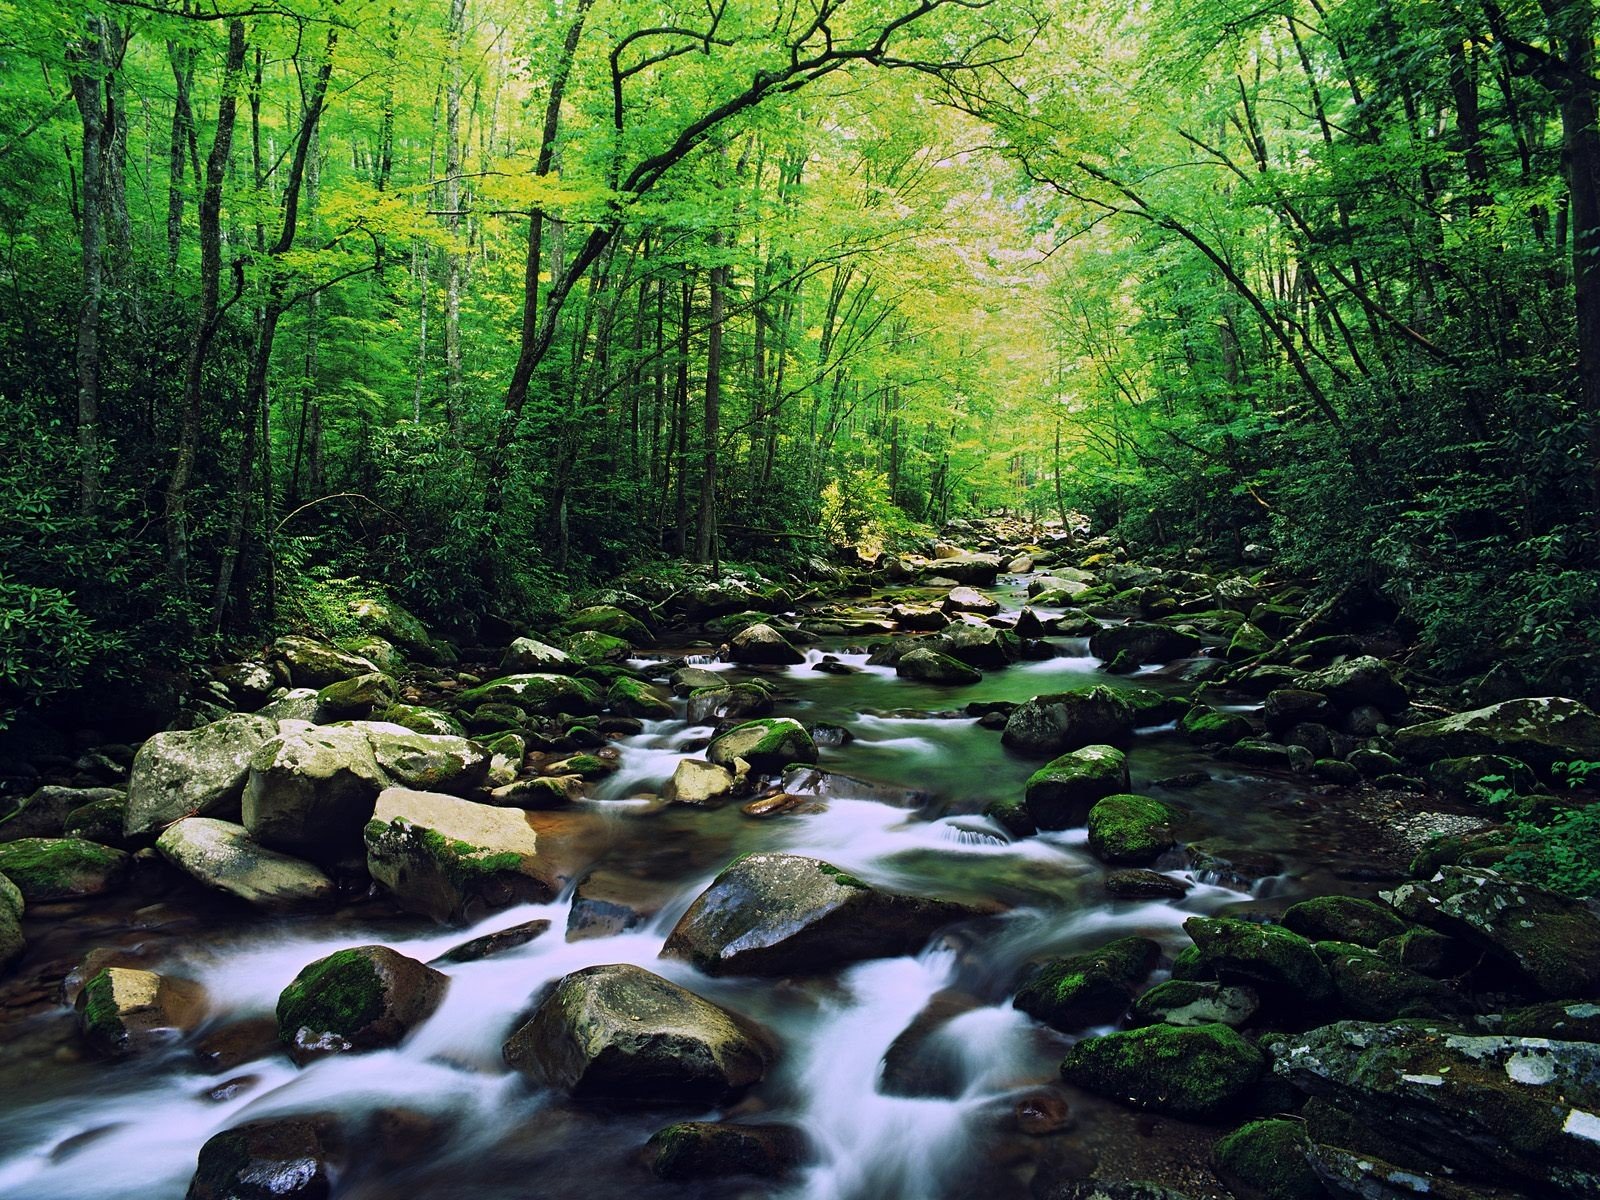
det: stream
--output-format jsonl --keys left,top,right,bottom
{"left": 0, "top": 574, "right": 1331, "bottom": 1200}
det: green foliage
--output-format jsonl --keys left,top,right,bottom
{"left": 1496, "top": 762, "right": 1600, "bottom": 899}
{"left": 819, "top": 469, "right": 927, "bottom": 557}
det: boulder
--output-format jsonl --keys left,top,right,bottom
{"left": 1178, "top": 705, "right": 1251, "bottom": 745}
{"left": 63, "top": 796, "right": 128, "bottom": 846}
{"left": 606, "top": 676, "right": 673, "bottom": 720}
{"left": 728, "top": 622, "right": 805, "bottom": 666}
{"left": 345, "top": 592, "right": 450, "bottom": 665}
{"left": 242, "top": 724, "right": 384, "bottom": 859}
{"left": 563, "top": 629, "right": 632, "bottom": 665}
{"left": 1264, "top": 690, "right": 1336, "bottom": 737}
{"left": 1, "top": 786, "right": 122, "bottom": 843}
{"left": 1013, "top": 935, "right": 1160, "bottom": 1031}
{"left": 890, "top": 604, "right": 948, "bottom": 631}
{"left": 156, "top": 818, "right": 335, "bottom": 908}
{"left": 1212, "top": 1119, "right": 1323, "bottom": 1200}
{"left": 270, "top": 635, "right": 380, "bottom": 688}
{"left": 662, "top": 852, "right": 978, "bottom": 976}
{"left": 1129, "top": 980, "right": 1259, "bottom": 1029}
{"left": 78, "top": 966, "right": 206, "bottom": 1058}
{"left": 1024, "top": 745, "right": 1131, "bottom": 830}
{"left": 1273, "top": 1020, "right": 1600, "bottom": 1195}
{"left": 313, "top": 671, "right": 398, "bottom": 720}
{"left": 1296, "top": 656, "right": 1407, "bottom": 715}
{"left": 503, "top": 963, "right": 770, "bottom": 1102}
{"left": 942, "top": 586, "right": 1000, "bottom": 616}
{"left": 895, "top": 647, "right": 982, "bottom": 685}
{"left": 1059, "top": 1022, "right": 1265, "bottom": 1119}
{"left": 0, "top": 873, "right": 22, "bottom": 972}
{"left": 647, "top": 1121, "right": 807, "bottom": 1181}
{"left": 706, "top": 718, "right": 817, "bottom": 773}
{"left": 187, "top": 1114, "right": 345, "bottom": 1200}
{"left": 276, "top": 945, "right": 447, "bottom": 1064}
{"left": 566, "top": 869, "right": 673, "bottom": 940}
{"left": 1086, "top": 794, "right": 1179, "bottom": 865}
{"left": 0, "top": 837, "right": 127, "bottom": 901}
{"left": 456, "top": 674, "right": 601, "bottom": 716}
{"left": 1392, "top": 697, "right": 1600, "bottom": 771}
{"left": 124, "top": 713, "right": 278, "bottom": 836}
{"left": 1002, "top": 688, "right": 1135, "bottom": 757}
{"left": 500, "top": 637, "right": 574, "bottom": 676}
{"left": 664, "top": 759, "right": 738, "bottom": 806}
{"left": 1282, "top": 895, "right": 1407, "bottom": 949}
{"left": 1088, "top": 623, "right": 1202, "bottom": 665}
{"left": 688, "top": 682, "right": 775, "bottom": 724}
{"left": 935, "top": 622, "right": 1019, "bottom": 669}
{"left": 929, "top": 553, "right": 1003, "bottom": 585}
{"left": 1315, "top": 941, "right": 1461, "bottom": 1020}
{"left": 1184, "top": 917, "right": 1333, "bottom": 1005}
{"left": 359, "top": 722, "right": 491, "bottom": 794}
{"left": 566, "top": 603, "right": 652, "bottom": 644}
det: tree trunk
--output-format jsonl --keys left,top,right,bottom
{"left": 67, "top": 17, "right": 112, "bottom": 517}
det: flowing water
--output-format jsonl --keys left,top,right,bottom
{"left": 0, "top": 578, "right": 1327, "bottom": 1200}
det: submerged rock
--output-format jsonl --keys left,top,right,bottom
{"left": 187, "top": 1114, "right": 344, "bottom": 1200}
{"left": 646, "top": 1121, "right": 807, "bottom": 1181}
{"left": 157, "top": 817, "right": 335, "bottom": 908}
{"left": 1013, "top": 935, "right": 1160, "bottom": 1031}
{"left": 503, "top": 963, "right": 770, "bottom": 1102}
{"left": 1059, "top": 1022, "right": 1265, "bottom": 1119}
{"left": 275, "top": 945, "right": 447, "bottom": 1065}
{"left": 662, "top": 852, "right": 979, "bottom": 976}
{"left": 124, "top": 713, "right": 278, "bottom": 836}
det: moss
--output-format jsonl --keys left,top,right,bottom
{"left": 80, "top": 968, "right": 123, "bottom": 1049}
{"left": 1213, "top": 1119, "right": 1324, "bottom": 1200}
{"left": 276, "top": 948, "right": 386, "bottom": 1042}
{"left": 415, "top": 827, "right": 522, "bottom": 877}
{"left": 1313, "top": 940, "right": 1458, "bottom": 1020}
{"left": 817, "top": 863, "right": 870, "bottom": 889}
{"left": 1059, "top": 1022, "right": 1265, "bottom": 1119}
{"left": 984, "top": 796, "right": 1036, "bottom": 838}
{"left": 1014, "top": 935, "right": 1159, "bottom": 1031}
{"left": 1184, "top": 916, "right": 1333, "bottom": 1003}
{"left": 1281, "top": 895, "right": 1406, "bottom": 948}
{"left": 1086, "top": 794, "right": 1178, "bottom": 865}
{"left": 1171, "top": 943, "right": 1211, "bottom": 980}
{"left": 0, "top": 837, "right": 126, "bottom": 900}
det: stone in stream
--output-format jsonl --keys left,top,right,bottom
{"left": 1295, "top": 655, "right": 1408, "bottom": 715}
{"left": 1103, "top": 868, "right": 1189, "bottom": 901}
{"left": 563, "top": 629, "right": 632, "bottom": 666}
{"left": 1001, "top": 688, "right": 1134, "bottom": 757}
{"left": 687, "top": 681, "right": 774, "bottom": 724}
{"left": 565, "top": 868, "right": 673, "bottom": 940}
{"left": 363, "top": 787, "right": 555, "bottom": 922}
{"left": 605, "top": 676, "right": 673, "bottom": 719}
{"left": 1281, "top": 895, "right": 1408, "bottom": 948}
{"left": 0, "top": 872, "right": 22, "bottom": 972}
{"left": 934, "top": 622, "right": 1019, "bottom": 669}
{"left": 1272, "top": 1019, "right": 1600, "bottom": 1195}
{"left": 270, "top": 634, "right": 380, "bottom": 688}
{"left": 188, "top": 1114, "right": 345, "bottom": 1200}
{"left": 661, "top": 852, "right": 982, "bottom": 976}
{"left": 1085, "top": 794, "right": 1179, "bottom": 866}
{"left": 503, "top": 963, "right": 771, "bottom": 1102}
{"left": 0, "top": 837, "right": 128, "bottom": 901}
{"left": 566, "top": 603, "right": 653, "bottom": 644}
{"left": 705, "top": 718, "right": 817, "bottom": 773}
{"left": 1392, "top": 696, "right": 1600, "bottom": 772}
{"left": 1023, "top": 745, "right": 1131, "bottom": 830}
{"left": 499, "top": 635, "right": 575, "bottom": 675}
{"left": 157, "top": 817, "right": 336, "bottom": 908}
{"left": 1211, "top": 1119, "right": 1323, "bottom": 1200}
{"left": 433, "top": 918, "right": 552, "bottom": 964}
{"left": 647, "top": 1121, "right": 808, "bottom": 1181}
{"left": 890, "top": 603, "right": 949, "bottom": 631}
{"left": 455, "top": 673, "right": 602, "bottom": 716}
{"left": 1129, "top": 980, "right": 1259, "bottom": 1029}
{"left": 727, "top": 622, "right": 806, "bottom": 665}
{"left": 926, "top": 553, "right": 1003, "bottom": 586}
{"left": 780, "top": 766, "right": 930, "bottom": 808}
{"left": 1184, "top": 916, "right": 1333, "bottom": 1006}
{"left": 942, "top": 586, "right": 1000, "bottom": 615}
{"left": 895, "top": 646, "right": 982, "bottom": 685}
{"left": 664, "top": 759, "right": 739, "bottom": 805}
{"left": 1059, "top": 1022, "right": 1265, "bottom": 1119}
{"left": 275, "top": 945, "right": 447, "bottom": 1065}
{"left": 124, "top": 712, "right": 279, "bottom": 836}
{"left": 77, "top": 966, "right": 207, "bottom": 1058}
{"left": 670, "top": 666, "right": 728, "bottom": 694}
{"left": 1013, "top": 935, "right": 1160, "bottom": 1031}
{"left": 1087, "top": 622, "right": 1202, "bottom": 665}
{"left": 241, "top": 723, "right": 385, "bottom": 860}
{"left": 1262, "top": 689, "right": 1336, "bottom": 736}
{"left": 1177, "top": 704, "right": 1251, "bottom": 746}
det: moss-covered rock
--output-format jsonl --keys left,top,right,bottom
{"left": 1121, "top": 687, "right": 1192, "bottom": 727}
{"left": 1392, "top": 696, "right": 1600, "bottom": 771}
{"left": 984, "top": 796, "right": 1036, "bottom": 838}
{"left": 1262, "top": 690, "right": 1335, "bottom": 736}
{"left": 646, "top": 1121, "right": 807, "bottom": 1181}
{"left": 124, "top": 712, "right": 279, "bottom": 836}
{"left": 895, "top": 646, "right": 982, "bottom": 685}
{"left": 1086, "top": 794, "right": 1179, "bottom": 865}
{"left": 1212, "top": 1119, "right": 1325, "bottom": 1200}
{"left": 688, "top": 682, "right": 775, "bottom": 724}
{"left": 1427, "top": 754, "right": 1537, "bottom": 803}
{"left": 276, "top": 945, "right": 447, "bottom": 1065}
{"left": 269, "top": 634, "right": 380, "bottom": 688}
{"left": 565, "top": 604, "right": 653, "bottom": 645}
{"left": 727, "top": 622, "right": 805, "bottom": 665}
{"left": 606, "top": 675, "right": 672, "bottom": 719}
{"left": 706, "top": 718, "right": 817, "bottom": 773}
{"left": 314, "top": 671, "right": 398, "bottom": 720}
{"left": 1226, "top": 622, "right": 1275, "bottom": 662}
{"left": 1130, "top": 980, "right": 1259, "bottom": 1029}
{"left": 1001, "top": 688, "right": 1134, "bottom": 757}
{"left": 1024, "top": 744, "right": 1130, "bottom": 830}
{"left": 78, "top": 966, "right": 207, "bottom": 1058}
{"left": 187, "top": 1114, "right": 345, "bottom": 1200}
{"left": 562, "top": 629, "right": 633, "bottom": 666}
{"left": 0, "top": 872, "right": 22, "bottom": 972}
{"left": 1314, "top": 941, "right": 1462, "bottom": 1020}
{"left": 1059, "top": 1022, "right": 1265, "bottom": 1119}
{"left": 1088, "top": 623, "right": 1203, "bottom": 665}
{"left": 1295, "top": 656, "right": 1407, "bottom": 715}
{"left": 1282, "top": 895, "right": 1408, "bottom": 948}
{"left": 935, "top": 622, "right": 1020, "bottom": 669}
{"left": 1013, "top": 935, "right": 1160, "bottom": 1031}
{"left": 1184, "top": 916, "right": 1333, "bottom": 1005}
{"left": 0, "top": 837, "right": 128, "bottom": 901}
{"left": 1178, "top": 705, "right": 1251, "bottom": 745}
{"left": 62, "top": 796, "right": 129, "bottom": 847}
{"left": 500, "top": 636, "right": 574, "bottom": 676}
{"left": 456, "top": 673, "right": 601, "bottom": 716}
{"left": 359, "top": 721, "right": 491, "bottom": 795}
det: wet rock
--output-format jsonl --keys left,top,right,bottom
{"left": 187, "top": 1113, "right": 344, "bottom": 1200}
{"left": 1212, "top": 1118, "right": 1323, "bottom": 1200}
{"left": 270, "top": 634, "right": 380, "bottom": 688}
{"left": 1314, "top": 759, "right": 1363, "bottom": 786}
{"left": 936, "top": 622, "right": 1020, "bottom": 670}
{"left": 1088, "top": 623, "right": 1202, "bottom": 665}
{"left": 1392, "top": 697, "right": 1600, "bottom": 772}
{"left": 276, "top": 945, "right": 447, "bottom": 1065}
{"left": 434, "top": 918, "right": 552, "bottom": 964}
{"left": 1013, "top": 935, "right": 1160, "bottom": 1031}
{"left": 781, "top": 766, "right": 930, "bottom": 809}
{"left": 1264, "top": 690, "right": 1336, "bottom": 737}
{"left": 741, "top": 793, "right": 823, "bottom": 818}
{"left": 1059, "top": 1022, "right": 1265, "bottom": 1119}
{"left": 728, "top": 622, "right": 805, "bottom": 666}
{"left": 241, "top": 724, "right": 383, "bottom": 860}
{"left": 896, "top": 646, "right": 982, "bottom": 685}
{"left": 1296, "top": 657, "right": 1407, "bottom": 715}
{"left": 1282, "top": 896, "right": 1408, "bottom": 949}
{"left": 662, "top": 852, "right": 979, "bottom": 976}
{"left": 566, "top": 604, "right": 653, "bottom": 645}
{"left": 1382, "top": 866, "right": 1600, "bottom": 999}
{"left": 1377, "top": 928, "right": 1470, "bottom": 978}
{"left": 1315, "top": 941, "right": 1462, "bottom": 1020}
{"left": 363, "top": 787, "right": 554, "bottom": 922}
{"left": 78, "top": 966, "right": 206, "bottom": 1058}
{"left": 1086, "top": 794, "right": 1179, "bottom": 866}
{"left": 646, "top": 1121, "right": 807, "bottom": 1180}
{"left": 605, "top": 676, "right": 673, "bottom": 720}
{"left": 1013, "top": 1090, "right": 1074, "bottom": 1135}
{"left": 1024, "top": 745, "right": 1131, "bottom": 830}
{"left": 1003, "top": 689, "right": 1135, "bottom": 758}
{"left": 1225, "top": 739, "right": 1299, "bottom": 771}
{"left": 456, "top": 673, "right": 601, "bottom": 716}
{"left": 1, "top": 786, "right": 122, "bottom": 843}
{"left": 193, "top": 1017, "right": 280, "bottom": 1073}
{"left": 891, "top": 603, "right": 949, "bottom": 631}
{"left": 943, "top": 586, "right": 1000, "bottom": 616}
{"left": 1272, "top": 1019, "right": 1600, "bottom": 1195}
{"left": 1304, "top": 1141, "right": 1524, "bottom": 1200}
{"left": 565, "top": 869, "right": 671, "bottom": 940}
{"left": 503, "top": 963, "right": 770, "bottom": 1102}
{"left": 157, "top": 818, "right": 335, "bottom": 908}
{"left": 0, "top": 837, "right": 128, "bottom": 901}
{"left": 500, "top": 636, "right": 575, "bottom": 676}
{"left": 313, "top": 671, "right": 397, "bottom": 720}
{"left": 1185, "top": 917, "right": 1333, "bottom": 1005}
{"left": 706, "top": 718, "right": 817, "bottom": 773}
{"left": 985, "top": 796, "right": 1037, "bottom": 837}
{"left": 1104, "top": 869, "right": 1189, "bottom": 901}
{"left": 688, "top": 681, "right": 775, "bottom": 724}
{"left": 1178, "top": 705, "right": 1251, "bottom": 745}
{"left": 664, "top": 759, "right": 738, "bottom": 806}
{"left": 1130, "top": 980, "right": 1259, "bottom": 1029}
{"left": 1185, "top": 843, "right": 1284, "bottom": 891}
{"left": 124, "top": 713, "right": 278, "bottom": 836}
{"left": 488, "top": 775, "right": 582, "bottom": 809}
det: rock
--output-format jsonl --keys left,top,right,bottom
{"left": 0, "top": 873, "right": 22, "bottom": 972}
{"left": 501, "top": 637, "right": 574, "bottom": 675}
{"left": 985, "top": 796, "right": 1036, "bottom": 837}
{"left": 566, "top": 604, "right": 652, "bottom": 645}
{"left": 706, "top": 718, "right": 817, "bottom": 773}
{"left": 929, "top": 553, "right": 1003, "bottom": 585}
{"left": 157, "top": 818, "right": 335, "bottom": 908}
{"left": 0, "top": 837, "right": 128, "bottom": 901}
{"left": 1013, "top": 936, "right": 1160, "bottom": 1031}
{"left": 503, "top": 963, "right": 769, "bottom": 1102}
{"left": 1086, "top": 794, "right": 1179, "bottom": 865}
{"left": 687, "top": 682, "right": 775, "bottom": 724}
{"left": 1130, "top": 980, "right": 1259, "bottom": 1029}
{"left": 895, "top": 646, "right": 982, "bottom": 685}
{"left": 728, "top": 622, "right": 805, "bottom": 665}
{"left": 78, "top": 966, "right": 206, "bottom": 1058}
{"left": 124, "top": 713, "right": 278, "bottom": 836}
{"left": 1283, "top": 896, "right": 1408, "bottom": 949}
{"left": 1213, "top": 1119, "right": 1324, "bottom": 1200}
{"left": 1296, "top": 656, "right": 1407, "bottom": 715}
{"left": 63, "top": 796, "right": 128, "bottom": 846}
{"left": 256, "top": 688, "right": 321, "bottom": 723}
{"left": 434, "top": 918, "right": 553, "bottom": 964}
{"left": 1428, "top": 755, "right": 1536, "bottom": 802}
{"left": 1104, "top": 869, "right": 1189, "bottom": 901}
{"left": 1024, "top": 745, "right": 1131, "bottom": 830}
{"left": 1227, "top": 621, "right": 1275, "bottom": 662}
{"left": 241, "top": 724, "right": 384, "bottom": 859}
{"left": 664, "top": 759, "right": 738, "bottom": 806}
{"left": 647, "top": 1121, "right": 807, "bottom": 1181}
{"left": 942, "top": 586, "right": 999, "bottom": 615}
{"left": 314, "top": 672, "right": 398, "bottom": 720}
{"left": 187, "top": 1114, "right": 344, "bottom": 1200}
{"left": 605, "top": 676, "right": 673, "bottom": 719}
{"left": 1264, "top": 690, "right": 1336, "bottom": 736}
{"left": 662, "top": 852, "right": 978, "bottom": 976}
{"left": 891, "top": 604, "right": 949, "bottom": 631}
{"left": 1002, "top": 688, "right": 1135, "bottom": 757}
{"left": 1226, "top": 738, "right": 1299, "bottom": 771}
{"left": 1273, "top": 1020, "right": 1600, "bottom": 1195}
{"left": 1088, "top": 622, "right": 1202, "bottom": 665}
{"left": 1392, "top": 697, "right": 1600, "bottom": 771}
{"left": 1059, "top": 1022, "right": 1265, "bottom": 1119}
{"left": 563, "top": 629, "right": 632, "bottom": 665}
{"left": 488, "top": 775, "right": 581, "bottom": 809}
{"left": 456, "top": 673, "right": 601, "bottom": 716}
{"left": 358, "top": 722, "right": 490, "bottom": 794}
{"left": 780, "top": 766, "right": 930, "bottom": 808}
{"left": 1382, "top": 866, "right": 1600, "bottom": 999}
{"left": 935, "top": 622, "right": 1019, "bottom": 669}
{"left": 1179, "top": 705, "right": 1252, "bottom": 745}
{"left": 1315, "top": 941, "right": 1461, "bottom": 1020}
{"left": 566, "top": 869, "right": 671, "bottom": 940}
{"left": 1, "top": 786, "right": 122, "bottom": 843}
{"left": 270, "top": 634, "right": 380, "bottom": 688}
{"left": 363, "top": 787, "right": 554, "bottom": 922}
{"left": 276, "top": 945, "right": 447, "bottom": 1064}
{"left": 1184, "top": 917, "right": 1333, "bottom": 1005}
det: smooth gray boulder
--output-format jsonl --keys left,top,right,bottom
{"left": 728, "top": 622, "right": 805, "bottom": 666}
{"left": 124, "top": 713, "right": 278, "bottom": 836}
{"left": 157, "top": 817, "right": 335, "bottom": 908}
{"left": 242, "top": 723, "right": 383, "bottom": 859}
